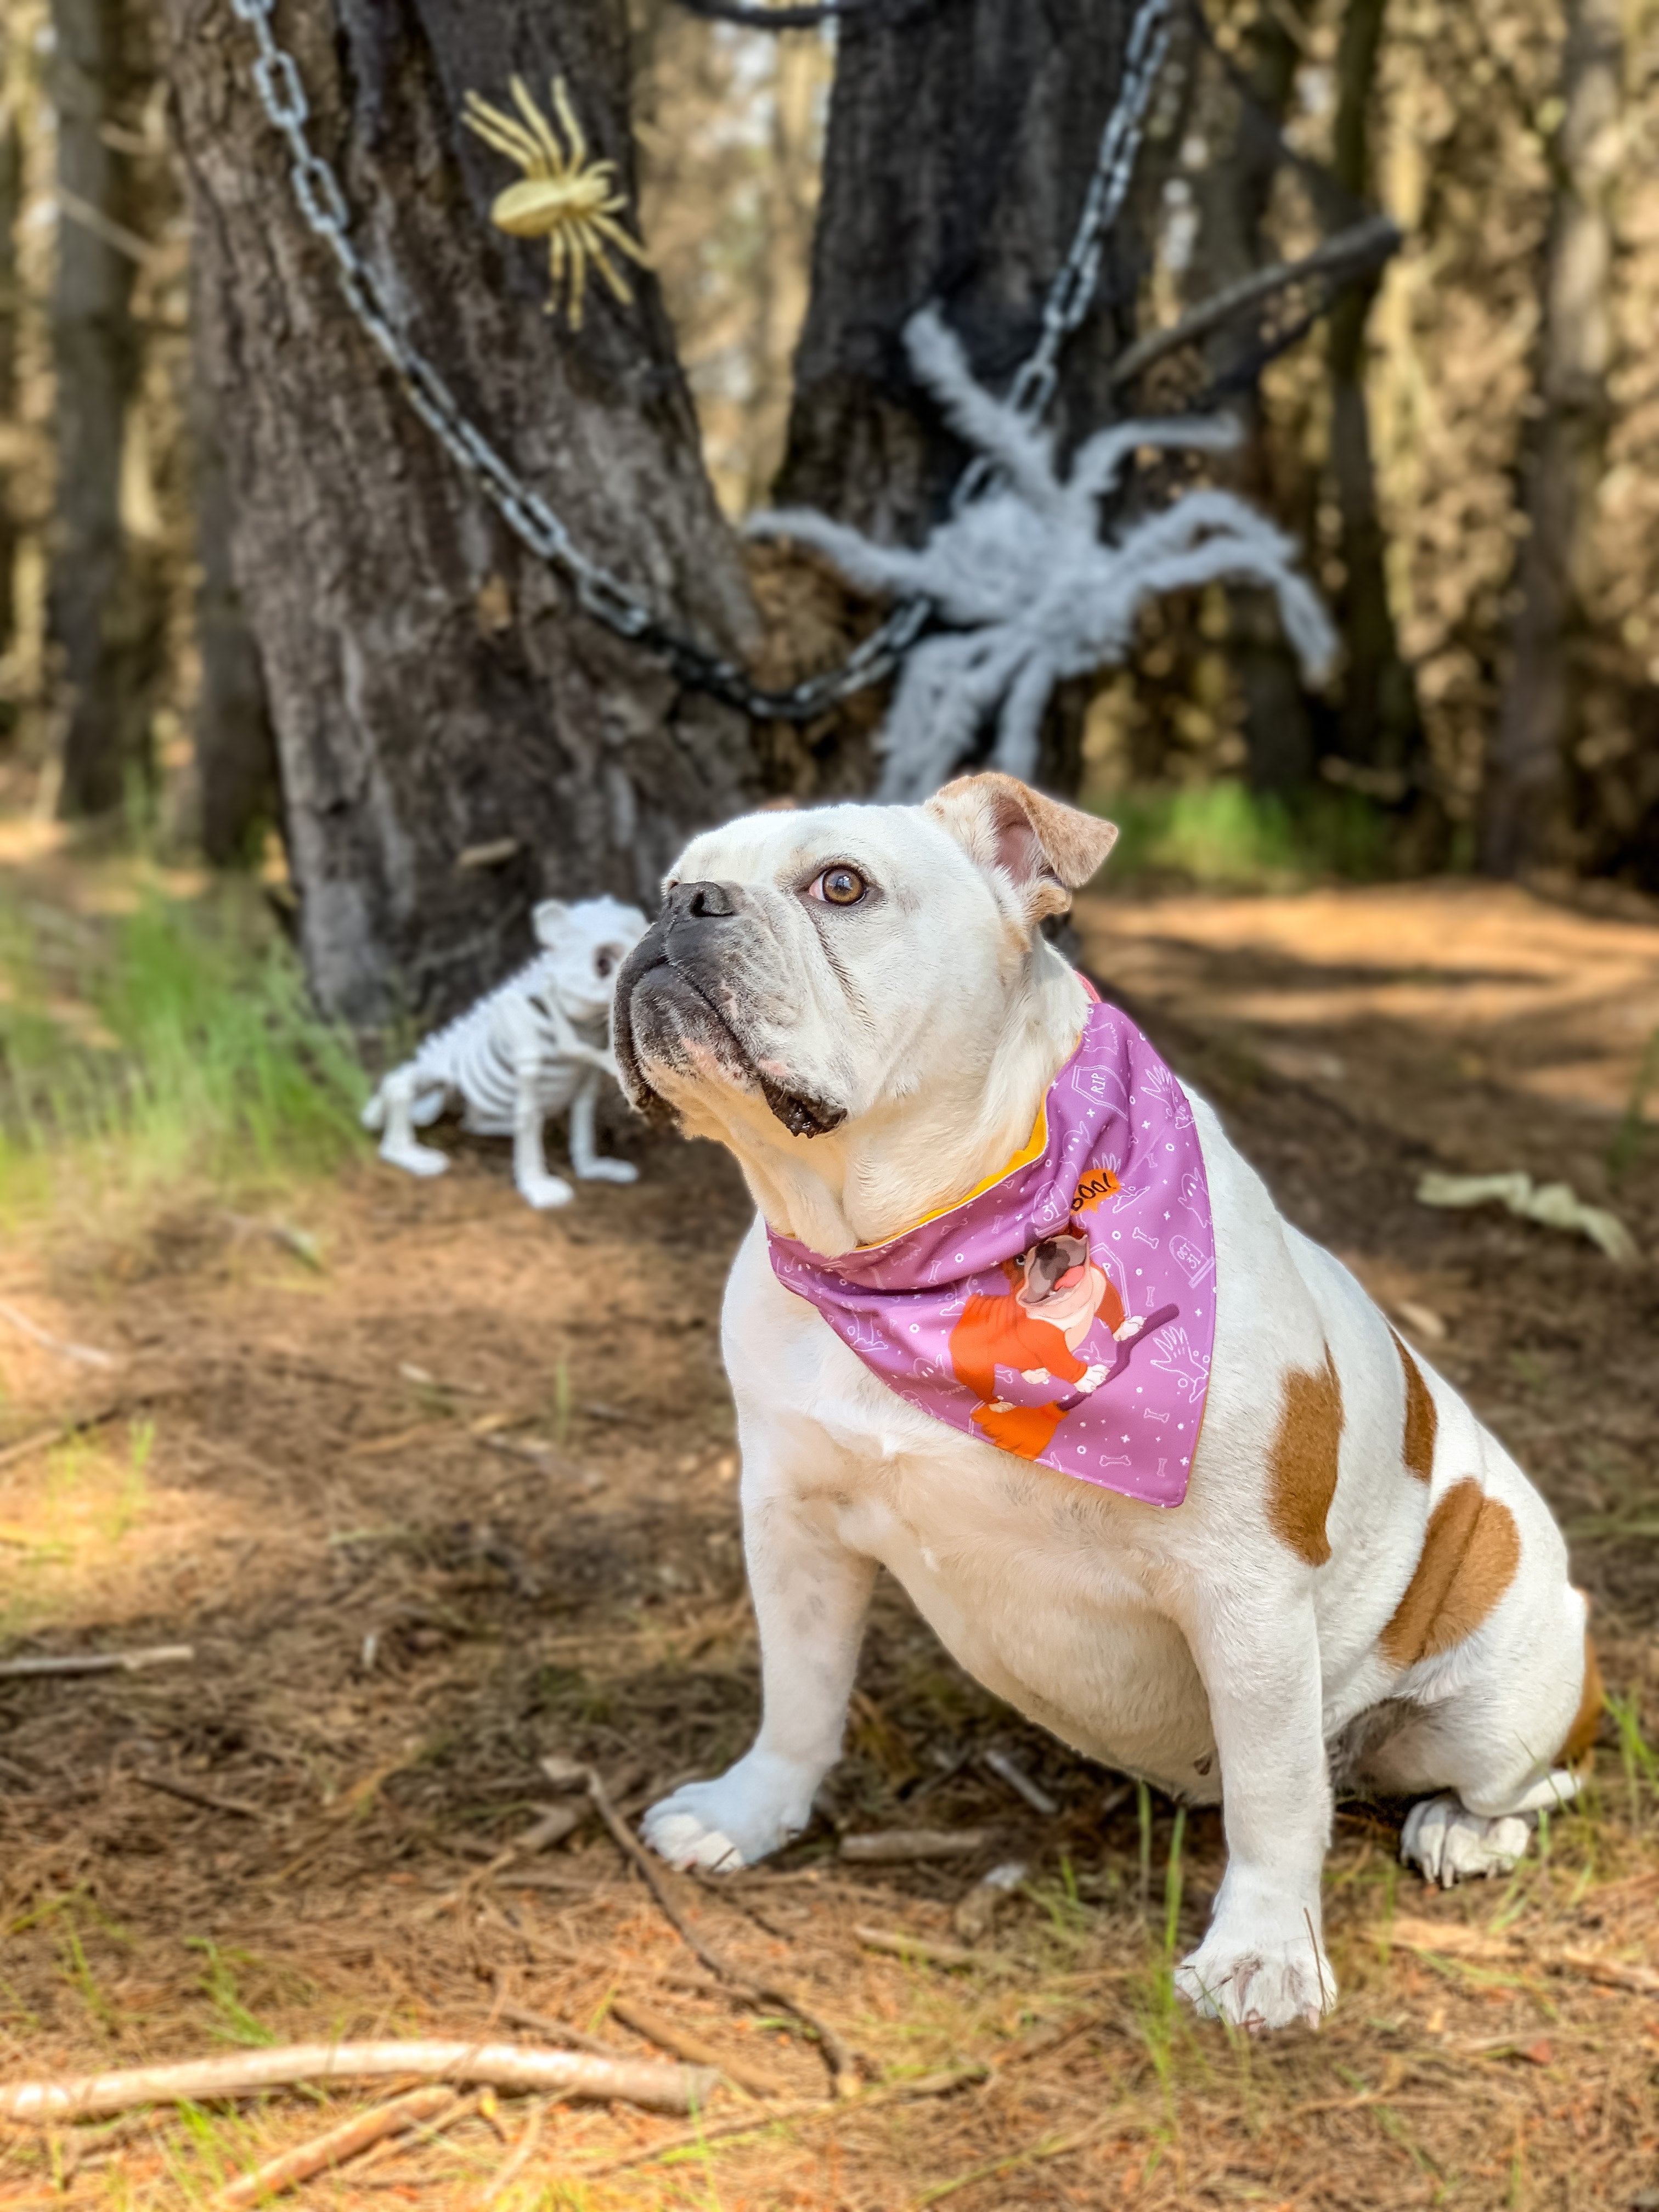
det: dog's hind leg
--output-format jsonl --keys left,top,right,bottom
{"left": 1369, "top": 1575, "right": 1597, "bottom": 1889}
{"left": 641, "top": 1487, "right": 876, "bottom": 1873}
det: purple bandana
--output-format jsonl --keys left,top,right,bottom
{"left": 767, "top": 995, "right": 1215, "bottom": 1508}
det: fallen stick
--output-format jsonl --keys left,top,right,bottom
{"left": 981, "top": 1751, "right": 1059, "bottom": 1818}
{"left": 853, "top": 1925, "right": 1017, "bottom": 1976}
{"left": 608, "top": 1993, "right": 792, "bottom": 2101}
{"left": 0, "top": 1403, "right": 126, "bottom": 1474}
{"left": 839, "top": 1829, "right": 992, "bottom": 1865}
{"left": 0, "top": 1645, "right": 194, "bottom": 1681}
{"left": 135, "top": 1772, "right": 266, "bottom": 1821}
{"left": 0, "top": 1301, "right": 120, "bottom": 1370}
{"left": 212, "top": 2084, "right": 455, "bottom": 2207}
{"left": 0, "top": 2041, "right": 719, "bottom": 2121}
{"left": 574, "top": 2063, "right": 988, "bottom": 2178}
{"left": 565, "top": 1760, "right": 859, "bottom": 2094}
{"left": 423, "top": 1801, "right": 589, "bottom": 1917}
{"left": 1385, "top": 1915, "right": 1659, "bottom": 1996}
{"left": 495, "top": 2001, "right": 634, "bottom": 2061}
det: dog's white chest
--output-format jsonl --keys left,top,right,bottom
{"left": 729, "top": 1231, "right": 1220, "bottom": 1798}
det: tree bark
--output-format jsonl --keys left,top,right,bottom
{"left": 1480, "top": 0, "right": 1621, "bottom": 878}
{"left": 1324, "top": 0, "right": 1420, "bottom": 783}
{"left": 1179, "top": 0, "right": 1320, "bottom": 794}
{"left": 162, "top": 0, "right": 758, "bottom": 1027}
{"left": 46, "top": 0, "right": 147, "bottom": 815}
{"left": 776, "top": 0, "right": 1158, "bottom": 543}
{"left": 0, "top": 25, "right": 23, "bottom": 676}
{"left": 188, "top": 328, "right": 276, "bottom": 867}
{"left": 771, "top": 0, "right": 1170, "bottom": 797}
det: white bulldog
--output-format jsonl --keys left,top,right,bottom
{"left": 613, "top": 772, "right": 1599, "bottom": 2033}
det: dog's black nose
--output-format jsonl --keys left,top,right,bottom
{"left": 667, "top": 879, "right": 740, "bottom": 922}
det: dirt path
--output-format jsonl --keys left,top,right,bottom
{"left": 0, "top": 878, "right": 1655, "bottom": 2210}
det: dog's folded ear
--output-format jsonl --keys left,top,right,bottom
{"left": 925, "top": 773, "right": 1119, "bottom": 924}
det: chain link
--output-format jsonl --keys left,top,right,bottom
{"left": 228, "top": 0, "right": 1167, "bottom": 720}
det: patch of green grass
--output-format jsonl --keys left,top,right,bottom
{"left": 1097, "top": 780, "right": 1393, "bottom": 890}
{"left": 186, "top": 1939, "right": 279, "bottom": 2048}
{"left": 0, "top": 881, "right": 366, "bottom": 1207}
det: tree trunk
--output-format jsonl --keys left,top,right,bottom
{"left": 1480, "top": 0, "right": 1621, "bottom": 878}
{"left": 1325, "top": 0, "right": 1420, "bottom": 780}
{"left": 0, "top": 53, "right": 21, "bottom": 681}
{"left": 46, "top": 0, "right": 146, "bottom": 815}
{"left": 1180, "top": 0, "right": 1319, "bottom": 794}
{"left": 162, "top": 0, "right": 758, "bottom": 1028}
{"left": 188, "top": 326, "right": 276, "bottom": 867}
{"left": 776, "top": 0, "right": 1158, "bottom": 545}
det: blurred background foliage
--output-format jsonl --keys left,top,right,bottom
{"left": 0, "top": 0, "right": 1656, "bottom": 891}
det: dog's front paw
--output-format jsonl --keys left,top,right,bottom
{"left": 579, "top": 1158, "right": 639, "bottom": 1185}
{"left": 640, "top": 1756, "right": 814, "bottom": 1874}
{"left": 1175, "top": 1925, "right": 1336, "bottom": 2034}
{"left": 1401, "top": 1795, "right": 1532, "bottom": 1888}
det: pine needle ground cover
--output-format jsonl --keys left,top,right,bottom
{"left": 0, "top": 850, "right": 1655, "bottom": 2209}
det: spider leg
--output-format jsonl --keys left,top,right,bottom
{"left": 546, "top": 222, "right": 567, "bottom": 305}
{"left": 551, "top": 76, "right": 590, "bottom": 172}
{"left": 462, "top": 97, "right": 544, "bottom": 172}
{"left": 585, "top": 207, "right": 650, "bottom": 268}
{"left": 583, "top": 225, "right": 635, "bottom": 305}
{"left": 511, "top": 74, "right": 569, "bottom": 177}
{"left": 567, "top": 232, "right": 589, "bottom": 330}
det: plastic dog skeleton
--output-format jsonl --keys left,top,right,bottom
{"left": 362, "top": 896, "right": 646, "bottom": 1209}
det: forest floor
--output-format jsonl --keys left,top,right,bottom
{"left": 0, "top": 850, "right": 1657, "bottom": 2212}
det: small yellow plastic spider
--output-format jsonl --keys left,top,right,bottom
{"left": 462, "top": 74, "right": 649, "bottom": 330}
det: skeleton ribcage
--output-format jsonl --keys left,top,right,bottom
{"left": 402, "top": 955, "right": 597, "bottom": 1137}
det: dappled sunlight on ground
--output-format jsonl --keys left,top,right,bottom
{"left": 0, "top": 864, "right": 1654, "bottom": 2207}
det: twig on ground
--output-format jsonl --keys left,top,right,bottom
{"left": 840, "top": 1829, "right": 992, "bottom": 1864}
{"left": 564, "top": 1759, "right": 859, "bottom": 2093}
{"left": 338, "top": 2092, "right": 477, "bottom": 2184}
{"left": 854, "top": 1925, "right": 1017, "bottom": 1975}
{"left": 134, "top": 1772, "right": 266, "bottom": 1821}
{"left": 423, "top": 1801, "right": 590, "bottom": 1917}
{"left": 0, "top": 1403, "right": 126, "bottom": 1474}
{"left": 477, "top": 2096, "right": 544, "bottom": 2208}
{"left": 494, "top": 2001, "right": 635, "bottom": 2061}
{"left": 0, "top": 1646, "right": 194, "bottom": 1680}
{"left": 607, "top": 1994, "right": 792, "bottom": 2100}
{"left": 0, "top": 1302, "right": 120, "bottom": 1370}
{"left": 981, "top": 1750, "right": 1059, "bottom": 1816}
{"left": 212, "top": 2085, "right": 456, "bottom": 2207}
{"left": 0, "top": 2041, "right": 719, "bottom": 2120}
{"left": 573, "top": 2063, "right": 989, "bottom": 2178}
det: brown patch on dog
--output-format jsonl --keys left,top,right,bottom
{"left": 1561, "top": 1623, "right": 1605, "bottom": 1764}
{"left": 1380, "top": 1479, "right": 1522, "bottom": 1668}
{"left": 1390, "top": 1327, "right": 1436, "bottom": 1483}
{"left": 1266, "top": 1349, "right": 1345, "bottom": 1567}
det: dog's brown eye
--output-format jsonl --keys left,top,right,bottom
{"left": 811, "top": 866, "right": 867, "bottom": 907}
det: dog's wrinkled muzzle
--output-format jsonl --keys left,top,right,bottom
{"left": 613, "top": 883, "right": 846, "bottom": 1139}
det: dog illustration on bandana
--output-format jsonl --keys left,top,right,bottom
{"left": 949, "top": 1214, "right": 1178, "bottom": 1459}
